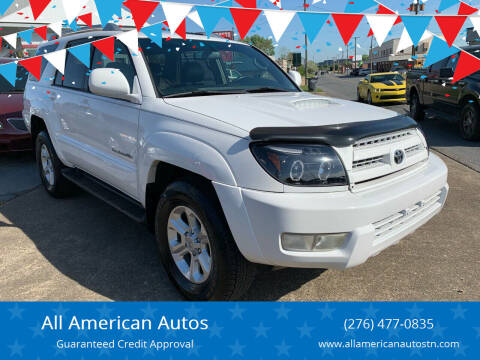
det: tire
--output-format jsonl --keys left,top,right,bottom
{"left": 35, "top": 131, "right": 74, "bottom": 198}
{"left": 357, "top": 88, "right": 362, "bottom": 102}
{"left": 367, "top": 91, "right": 373, "bottom": 105}
{"left": 155, "top": 180, "right": 256, "bottom": 300}
{"left": 459, "top": 102, "right": 480, "bottom": 141}
{"left": 410, "top": 91, "right": 425, "bottom": 122}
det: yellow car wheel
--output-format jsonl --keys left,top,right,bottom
{"left": 357, "top": 88, "right": 362, "bottom": 102}
{"left": 367, "top": 90, "right": 374, "bottom": 105}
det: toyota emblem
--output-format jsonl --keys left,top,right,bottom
{"left": 394, "top": 149, "right": 405, "bottom": 165}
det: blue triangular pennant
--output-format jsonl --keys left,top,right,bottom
{"left": 0, "top": 61, "right": 18, "bottom": 86}
{"left": 401, "top": 15, "right": 432, "bottom": 46}
{"left": 70, "top": 19, "right": 78, "bottom": 32}
{"left": 438, "top": 0, "right": 459, "bottom": 12}
{"left": 142, "top": 23, "right": 163, "bottom": 48}
{"left": 424, "top": 36, "right": 460, "bottom": 67}
{"left": 196, "top": 5, "right": 233, "bottom": 37}
{"left": 297, "top": 12, "right": 329, "bottom": 44}
{"left": 345, "top": 0, "right": 377, "bottom": 13}
{"left": 69, "top": 43, "right": 91, "bottom": 68}
{"left": 18, "top": 29, "right": 33, "bottom": 44}
{"left": 97, "top": 0, "right": 122, "bottom": 26}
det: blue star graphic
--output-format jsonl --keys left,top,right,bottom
{"left": 406, "top": 304, "right": 424, "bottom": 318}
{"left": 185, "top": 303, "right": 201, "bottom": 318}
{"left": 455, "top": 345, "right": 468, "bottom": 357}
{"left": 431, "top": 323, "right": 447, "bottom": 338}
{"left": 29, "top": 322, "right": 45, "bottom": 338}
{"left": 474, "top": 327, "right": 480, "bottom": 339}
{"left": 321, "top": 348, "right": 333, "bottom": 357}
{"left": 318, "top": 304, "right": 335, "bottom": 320}
{"left": 143, "top": 346, "right": 155, "bottom": 357}
{"left": 229, "top": 340, "right": 246, "bottom": 356}
{"left": 275, "top": 340, "right": 291, "bottom": 356}
{"left": 366, "top": 347, "right": 378, "bottom": 357}
{"left": 451, "top": 304, "right": 467, "bottom": 320}
{"left": 274, "top": 304, "right": 291, "bottom": 319}
{"left": 297, "top": 322, "right": 314, "bottom": 338}
{"left": 53, "top": 344, "right": 66, "bottom": 357}
{"left": 141, "top": 304, "right": 158, "bottom": 319}
{"left": 53, "top": 304, "right": 69, "bottom": 317}
{"left": 229, "top": 304, "right": 246, "bottom": 320}
{"left": 188, "top": 344, "right": 202, "bottom": 356}
{"left": 410, "top": 347, "right": 422, "bottom": 357}
{"left": 8, "top": 304, "right": 25, "bottom": 320}
{"left": 96, "top": 304, "right": 113, "bottom": 318}
{"left": 209, "top": 322, "right": 223, "bottom": 338}
{"left": 387, "top": 326, "right": 401, "bottom": 339}
{"left": 253, "top": 322, "right": 270, "bottom": 338}
{"left": 99, "top": 348, "right": 111, "bottom": 357}
{"left": 8, "top": 340, "right": 25, "bottom": 357}
{"left": 362, "top": 304, "right": 379, "bottom": 318}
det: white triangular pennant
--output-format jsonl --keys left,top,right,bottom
{"left": 188, "top": 10, "right": 204, "bottom": 29}
{"left": 117, "top": 30, "right": 138, "bottom": 54}
{"left": 366, "top": 14, "right": 397, "bottom": 47}
{"left": 264, "top": 10, "right": 295, "bottom": 42}
{"left": 48, "top": 21, "right": 63, "bottom": 37}
{"left": 470, "top": 16, "right": 480, "bottom": 35}
{"left": 44, "top": 49, "right": 67, "bottom": 74}
{"left": 396, "top": 28, "right": 433, "bottom": 53}
{"left": 3, "top": 33, "right": 17, "bottom": 49}
{"left": 161, "top": 1, "right": 192, "bottom": 35}
{"left": 61, "top": 0, "right": 88, "bottom": 24}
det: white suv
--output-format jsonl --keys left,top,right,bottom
{"left": 23, "top": 29, "right": 448, "bottom": 300}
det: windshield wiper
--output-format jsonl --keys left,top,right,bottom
{"left": 245, "top": 87, "right": 290, "bottom": 93}
{"left": 164, "top": 90, "right": 246, "bottom": 98}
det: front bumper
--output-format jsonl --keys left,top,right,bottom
{"left": 372, "top": 90, "right": 406, "bottom": 103}
{"left": 214, "top": 153, "right": 448, "bottom": 269}
{"left": 0, "top": 118, "right": 32, "bottom": 153}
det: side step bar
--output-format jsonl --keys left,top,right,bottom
{"left": 61, "top": 168, "right": 146, "bottom": 223}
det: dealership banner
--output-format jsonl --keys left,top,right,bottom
{"left": 1, "top": 302, "right": 478, "bottom": 359}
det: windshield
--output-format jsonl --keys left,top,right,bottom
{"left": 0, "top": 64, "right": 28, "bottom": 93}
{"left": 370, "top": 74, "right": 404, "bottom": 83}
{"left": 140, "top": 38, "right": 299, "bottom": 97}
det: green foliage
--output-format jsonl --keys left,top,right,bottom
{"left": 241, "top": 35, "right": 275, "bottom": 56}
{"left": 297, "top": 60, "right": 318, "bottom": 77}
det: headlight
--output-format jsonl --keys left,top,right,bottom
{"left": 250, "top": 143, "right": 347, "bottom": 186}
{"left": 375, "top": 88, "right": 382, "bottom": 92}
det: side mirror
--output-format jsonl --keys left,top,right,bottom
{"left": 439, "top": 68, "right": 454, "bottom": 78}
{"left": 89, "top": 68, "right": 140, "bottom": 103}
{"left": 288, "top": 70, "right": 302, "bottom": 87}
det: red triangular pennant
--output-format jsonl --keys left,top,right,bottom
{"left": 230, "top": 8, "right": 262, "bottom": 39}
{"left": 34, "top": 25, "right": 48, "bottom": 41}
{"left": 92, "top": 36, "right": 115, "bottom": 61}
{"left": 29, "top": 0, "right": 51, "bottom": 21}
{"left": 19, "top": 56, "right": 43, "bottom": 81}
{"left": 394, "top": 16, "right": 402, "bottom": 25}
{"left": 377, "top": 4, "right": 395, "bottom": 14}
{"left": 435, "top": 15, "right": 467, "bottom": 47}
{"left": 367, "top": 28, "right": 373, "bottom": 37}
{"left": 458, "top": 2, "right": 478, "bottom": 16}
{"left": 331, "top": 14, "right": 364, "bottom": 46}
{"left": 235, "top": 0, "right": 257, "bottom": 8}
{"left": 453, "top": 51, "right": 480, "bottom": 83}
{"left": 78, "top": 13, "right": 93, "bottom": 28}
{"left": 123, "top": 0, "right": 160, "bottom": 32}
{"left": 175, "top": 19, "right": 186, "bottom": 40}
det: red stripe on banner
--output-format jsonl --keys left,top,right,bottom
{"left": 458, "top": 2, "right": 478, "bottom": 15}
{"left": 34, "top": 25, "right": 48, "bottom": 41}
{"left": 92, "top": 36, "right": 115, "bottom": 61}
{"left": 122, "top": 0, "right": 160, "bottom": 32}
{"left": 230, "top": 8, "right": 262, "bottom": 39}
{"left": 175, "top": 19, "right": 186, "bottom": 40}
{"left": 435, "top": 15, "right": 467, "bottom": 47}
{"left": 331, "top": 13, "right": 364, "bottom": 46}
{"left": 29, "top": 0, "right": 52, "bottom": 21}
{"left": 453, "top": 51, "right": 480, "bottom": 83}
{"left": 78, "top": 13, "right": 93, "bottom": 28}
{"left": 19, "top": 56, "right": 43, "bottom": 81}
{"left": 235, "top": 0, "right": 257, "bottom": 8}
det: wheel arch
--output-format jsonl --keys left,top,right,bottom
{"left": 459, "top": 93, "right": 479, "bottom": 108}
{"left": 30, "top": 115, "right": 47, "bottom": 146}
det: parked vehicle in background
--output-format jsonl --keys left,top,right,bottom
{"left": 357, "top": 72, "right": 406, "bottom": 105}
{"left": 0, "top": 58, "right": 31, "bottom": 153}
{"left": 407, "top": 46, "right": 480, "bottom": 141}
{"left": 391, "top": 66, "right": 408, "bottom": 77}
{"left": 350, "top": 68, "right": 360, "bottom": 77}
{"left": 24, "top": 29, "right": 448, "bottom": 301}
{"left": 358, "top": 68, "right": 372, "bottom": 77}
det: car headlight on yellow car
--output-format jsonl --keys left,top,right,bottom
{"left": 375, "top": 88, "right": 382, "bottom": 93}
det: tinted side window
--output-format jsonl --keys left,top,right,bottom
{"left": 28, "top": 43, "right": 59, "bottom": 82}
{"left": 430, "top": 58, "right": 448, "bottom": 72}
{"left": 91, "top": 40, "right": 136, "bottom": 91}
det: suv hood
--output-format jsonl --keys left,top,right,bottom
{"left": 164, "top": 92, "right": 398, "bottom": 132}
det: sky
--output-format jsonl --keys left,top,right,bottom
{"left": 155, "top": 0, "right": 480, "bottom": 61}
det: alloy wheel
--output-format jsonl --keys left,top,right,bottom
{"left": 40, "top": 144, "right": 55, "bottom": 186}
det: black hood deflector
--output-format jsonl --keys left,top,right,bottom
{"left": 249, "top": 115, "right": 418, "bottom": 147}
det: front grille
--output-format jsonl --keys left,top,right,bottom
{"left": 373, "top": 190, "right": 443, "bottom": 238}
{"left": 7, "top": 118, "right": 27, "bottom": 131}
{"left": 353, "top": 130, "right": 415, "bottom": 149}
{"left": 380, "top": 94, "right": 406, "bottom": 100}
{"left": 352, "top": 155, "right": 387, "bottom": 170}
{"left": 405, "top": 144, "right": 422, "bottom": 157}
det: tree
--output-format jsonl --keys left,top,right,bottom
{"left": 298, "top": 60, "right": 318, "bottom": 77}
{"left": 241, "top": 35, "right": 275, "bottom": 56}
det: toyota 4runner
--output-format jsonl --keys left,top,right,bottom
{"left": 23, "top": 29, "right": 449, "bottom": 300}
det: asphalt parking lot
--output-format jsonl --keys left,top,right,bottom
{"left": 1, "top": 77, "right": 479, "bottom": 301}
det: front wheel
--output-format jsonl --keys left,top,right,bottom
{"left": 357, "top": 88, "right": 362, "bottom": 102}
{"left": 410, "top": 92, "right": 425, "bottom": 122}
{"left": 367, "top": 91, "right": 373, "bottom": 105}
{"left": 155, "top": 180, "right": 256, "bottom": 300}
{"left": 459, "top": 102, "right": 480, "bottom": 141}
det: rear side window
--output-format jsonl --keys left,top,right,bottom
{"left": 28, "top": 43, "right": 59, "bottom": 82}
{"left": 0, "top": 65, "right": 28, "bottom": 93}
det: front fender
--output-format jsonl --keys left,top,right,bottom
{"left": 138, "top": 131, "right": 237, "bottom": 206}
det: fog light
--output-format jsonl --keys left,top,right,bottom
{"left": 281, "top": 233, "right": 348, "bottom": 252}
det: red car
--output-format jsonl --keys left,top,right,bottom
{"left": 0, "top": 58, "right": 30, "bottom": 152}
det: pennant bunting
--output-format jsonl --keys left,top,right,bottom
{"left": 95, "top": 0, "right": 122, "bottom": 25}
{"left": 187, "top": 10, "right": 204, "bottom": 29}
{"left": 438, "top": 0, "right": 460, "bottom": 12}
{"left": 269, "top": 0, "right": 281, "bottom": 8}
{"left": 61, "top": 0, "right": 88, "bottom": 24}
{"left": 1, "top": 1, "right": 13, "bottom": 16}
{"left": 297, "top": 12, "right": 328, "bottom": 44}
{"left": 70, "top": 19, "right": 79, "bottom": 33}
{"left": 377, "top": 4, "right": 396, "bottom": 15}
{"left": 196, "top": 6, "right": 233, "bottom": 37}
{"left": 470, "top": 16, "right": 480, "bottom": 35}
{"left": 453, "top": 50, "right": 480, "bottom": 82}
{"left": 48, "top": 22, "right": 63, "bottom": 37}
{"left": 175, "top": 18, "right": 186, "bottom": 40}
{"left": 160, "top": 1, "right": 192, "bottom": 35}
{"left": 78, "top": 13, "right": 93, "bottom": 28}
{"left": 44, "top": 49, "right": 67, "bottom": 74}
{"left": 424, "top": 36, "right": 460, "bottom": 67}
{"left": 69, "top": 43, "right": 91, "bottom": 68}
{"left": 123, "top": 0, "right": 160, "bottom": 32}
{"left": 92, "top": 37, "right": 115, "bottom": 61}
{"left": 141, "top": 22, "right": 163, "bottom": 48}
{"left": 0, "top": 61, "right": 18, "bottom": 87}
{"left": 367, "top": 28, "right": 374, "bottom": 37}
{"left": 401, "top": 15, "right": 432, "bottom": 46}
{"left": 331, "top": 13, "right": 364, "bottom": 46}
{"left": 29, "top": 0, "right": 52, "bottom": 20}
{"left": 263, "top": 10, "right": 295, "bottom": 42}
{"left": 34, "top": 26, "right": 48, "bottom": 41}
{"left": 458, "top": 2, "right": 478, "bottom": 15}
{"left": 117, "top": 29, "right": 139, "bottom": 54}
{"left": 366, "top": 14, "right": 397, "bottom": 46}
{"left": 19, "top": 56, "right": 43, "bottom": 81}
{"left": 235, "top": 0, "right": 256, "bottom": 8}
{"left": 396, "top": 28, "right": 433, "bottom": 54}
{"left": 19, "top": 29, "right": 34, "bottom": 45}
{"left": 435, "top": 15, "right": 467, "bottom": 47}
{"left": 3, "top": 33, "right": 18, "bottom": 49}
{"left": 230, "top": 8, "right": 262, "bottom": 39}
{"left": 344, "top": 0, "right": 377, "bottom": 13}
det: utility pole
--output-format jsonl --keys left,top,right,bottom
{"left": 370, "top": 36, "right": 373, "bottom": 73}
{"left": 353, "top": 36, "right": 359, "bottom": 70}
{"left": 304, "top": 0, "right": 308, "bottom": 81}
{"left": 346, "top": 45, "right": 349, "bottom": 72}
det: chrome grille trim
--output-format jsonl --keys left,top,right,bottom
{"left": 353, "top": 130, "right": 415, "bottom": 149}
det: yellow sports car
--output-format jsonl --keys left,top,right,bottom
{"left": 357, "top": 72, "right": 406, "bottom": 105}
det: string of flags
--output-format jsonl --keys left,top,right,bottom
{"left": 2, "top": 0, "right": 480, "bottom": 86}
